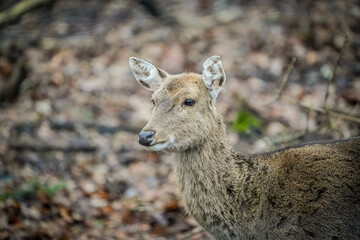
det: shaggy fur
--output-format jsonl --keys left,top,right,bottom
{"left": 129, "top": 57, "right": 360, "bottom": 240}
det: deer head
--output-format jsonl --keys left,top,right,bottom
{"left": 129, "top": 56, "right": 226, "bottom": 151}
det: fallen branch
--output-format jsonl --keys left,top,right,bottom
{"left": 0, "top": 0, "right": 55, "bottom": 28}
{"left": 49, "top": 121, "right": 140, "bottom": 134}
{"left": 135, "top": 0, "right": 178, "bottom": 26}
{"left": 0, "top": 57, "right": 28, "bottom": 103}
{"left": 8, "top": 142, "right": 97, "bottom": 152}
{"left": 136, "top": 0, "right": 162, "bottom": 17}
{"left": 10, "top": 121, "right": 140, "bottom": 136}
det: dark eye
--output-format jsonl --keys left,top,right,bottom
{"left": 151, "top": 99, "right": 155, "bottom": 105}
{"left": 184, "top": 99, "right": 195, "bottom": 106}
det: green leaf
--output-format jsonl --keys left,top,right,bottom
{"left": 42, "top": 182, "right": 67, "bottom": 196}
{"left": 95, "top": 219, "right": 105, "bottom": 228}
{"left": 0, "top": 180, "right": 39, "bottom": 201}
{"left": 231, "top": 109, "right": 262, "bottom": 133}
{"left": 0, "top": 180, "right": 67, "bottom": 201}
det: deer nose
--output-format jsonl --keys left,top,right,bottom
{"left": 138, "top": 131, "right": 156, "bottom": 146}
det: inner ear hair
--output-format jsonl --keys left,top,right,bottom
{"left": 129, "top": 57, "right": 168, "bottom": 90}
{"left": 202, "top": 56, "right": 226, "bottom": 89}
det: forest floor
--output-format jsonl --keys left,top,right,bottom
{"left": 0, "top": 0, "right": 359, "bottom": 239}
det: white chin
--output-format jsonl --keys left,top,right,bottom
{"left": 146, "top": 136, "right": 175, "bottom": 151}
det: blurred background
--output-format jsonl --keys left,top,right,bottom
{"left": 0, "top": 0, "right": 359, "bottom": 239}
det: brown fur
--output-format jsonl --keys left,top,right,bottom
{"left": 131, "top": 60, "right": 360, "bottom": 239}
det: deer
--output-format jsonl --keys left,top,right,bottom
{"left": 129, "top": 56, "right": 360, "bottom": 240}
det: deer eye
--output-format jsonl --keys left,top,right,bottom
{"left": 184, "top": 99, "right": 195, "bottom": 106}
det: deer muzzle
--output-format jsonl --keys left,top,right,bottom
{"left": 138, "top": 131, "right": 156, "bottom": 146}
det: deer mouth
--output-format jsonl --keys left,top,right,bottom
{"left": 146, "top": 137, "right": 175, "bottom": 151}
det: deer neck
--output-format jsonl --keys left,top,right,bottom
{"left": 174, "top": 114, "right": 235, "bottom": 181}
{"left": 173, "top": 115, "right": 242, "bottom": 233}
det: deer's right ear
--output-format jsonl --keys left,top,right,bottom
{"left": 202, "top": 56, "right": 226, "bottom": 101}
{"left": 129, "top": 57, "right": 168, "bottom": 91}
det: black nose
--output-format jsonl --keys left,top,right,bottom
{"left": 138, "top": 131, "right": 156, "bottom": 146}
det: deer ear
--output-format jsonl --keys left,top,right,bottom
{"left": 202, "top": 56, "right": 226, "bottom": 100}
{"left": 129, "top": 57, "right": 168, "bottom": 91}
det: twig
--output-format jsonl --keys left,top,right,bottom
{"left": 244, "top": 129, "right": 274, "bottom": 148}
{"left": 282, "top": 97, "right": 360, "bottom": 123}
{"left": 324, "top": 32, "right": 349, "bottom": 113}
{"left": 270, "top": 123, "right": 328, "bottom": 146}
{"left": 178, "top": 227, "right": 205, "bottom": 240}
{"left": 270, "top": 33, "right": 359, "bottom": 125}
{"left": 276, "top": 57, "right": 297, "bottom": 100}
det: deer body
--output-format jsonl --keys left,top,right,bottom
{"left": 129, "top": 56, "right": 360, "bottom": 239}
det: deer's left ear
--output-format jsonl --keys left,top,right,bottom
{"left": 202, "top": 56, "right": 226, "bottom": 100}
{"left": 129, "top": 57, "right": 168, "bottom": 91}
